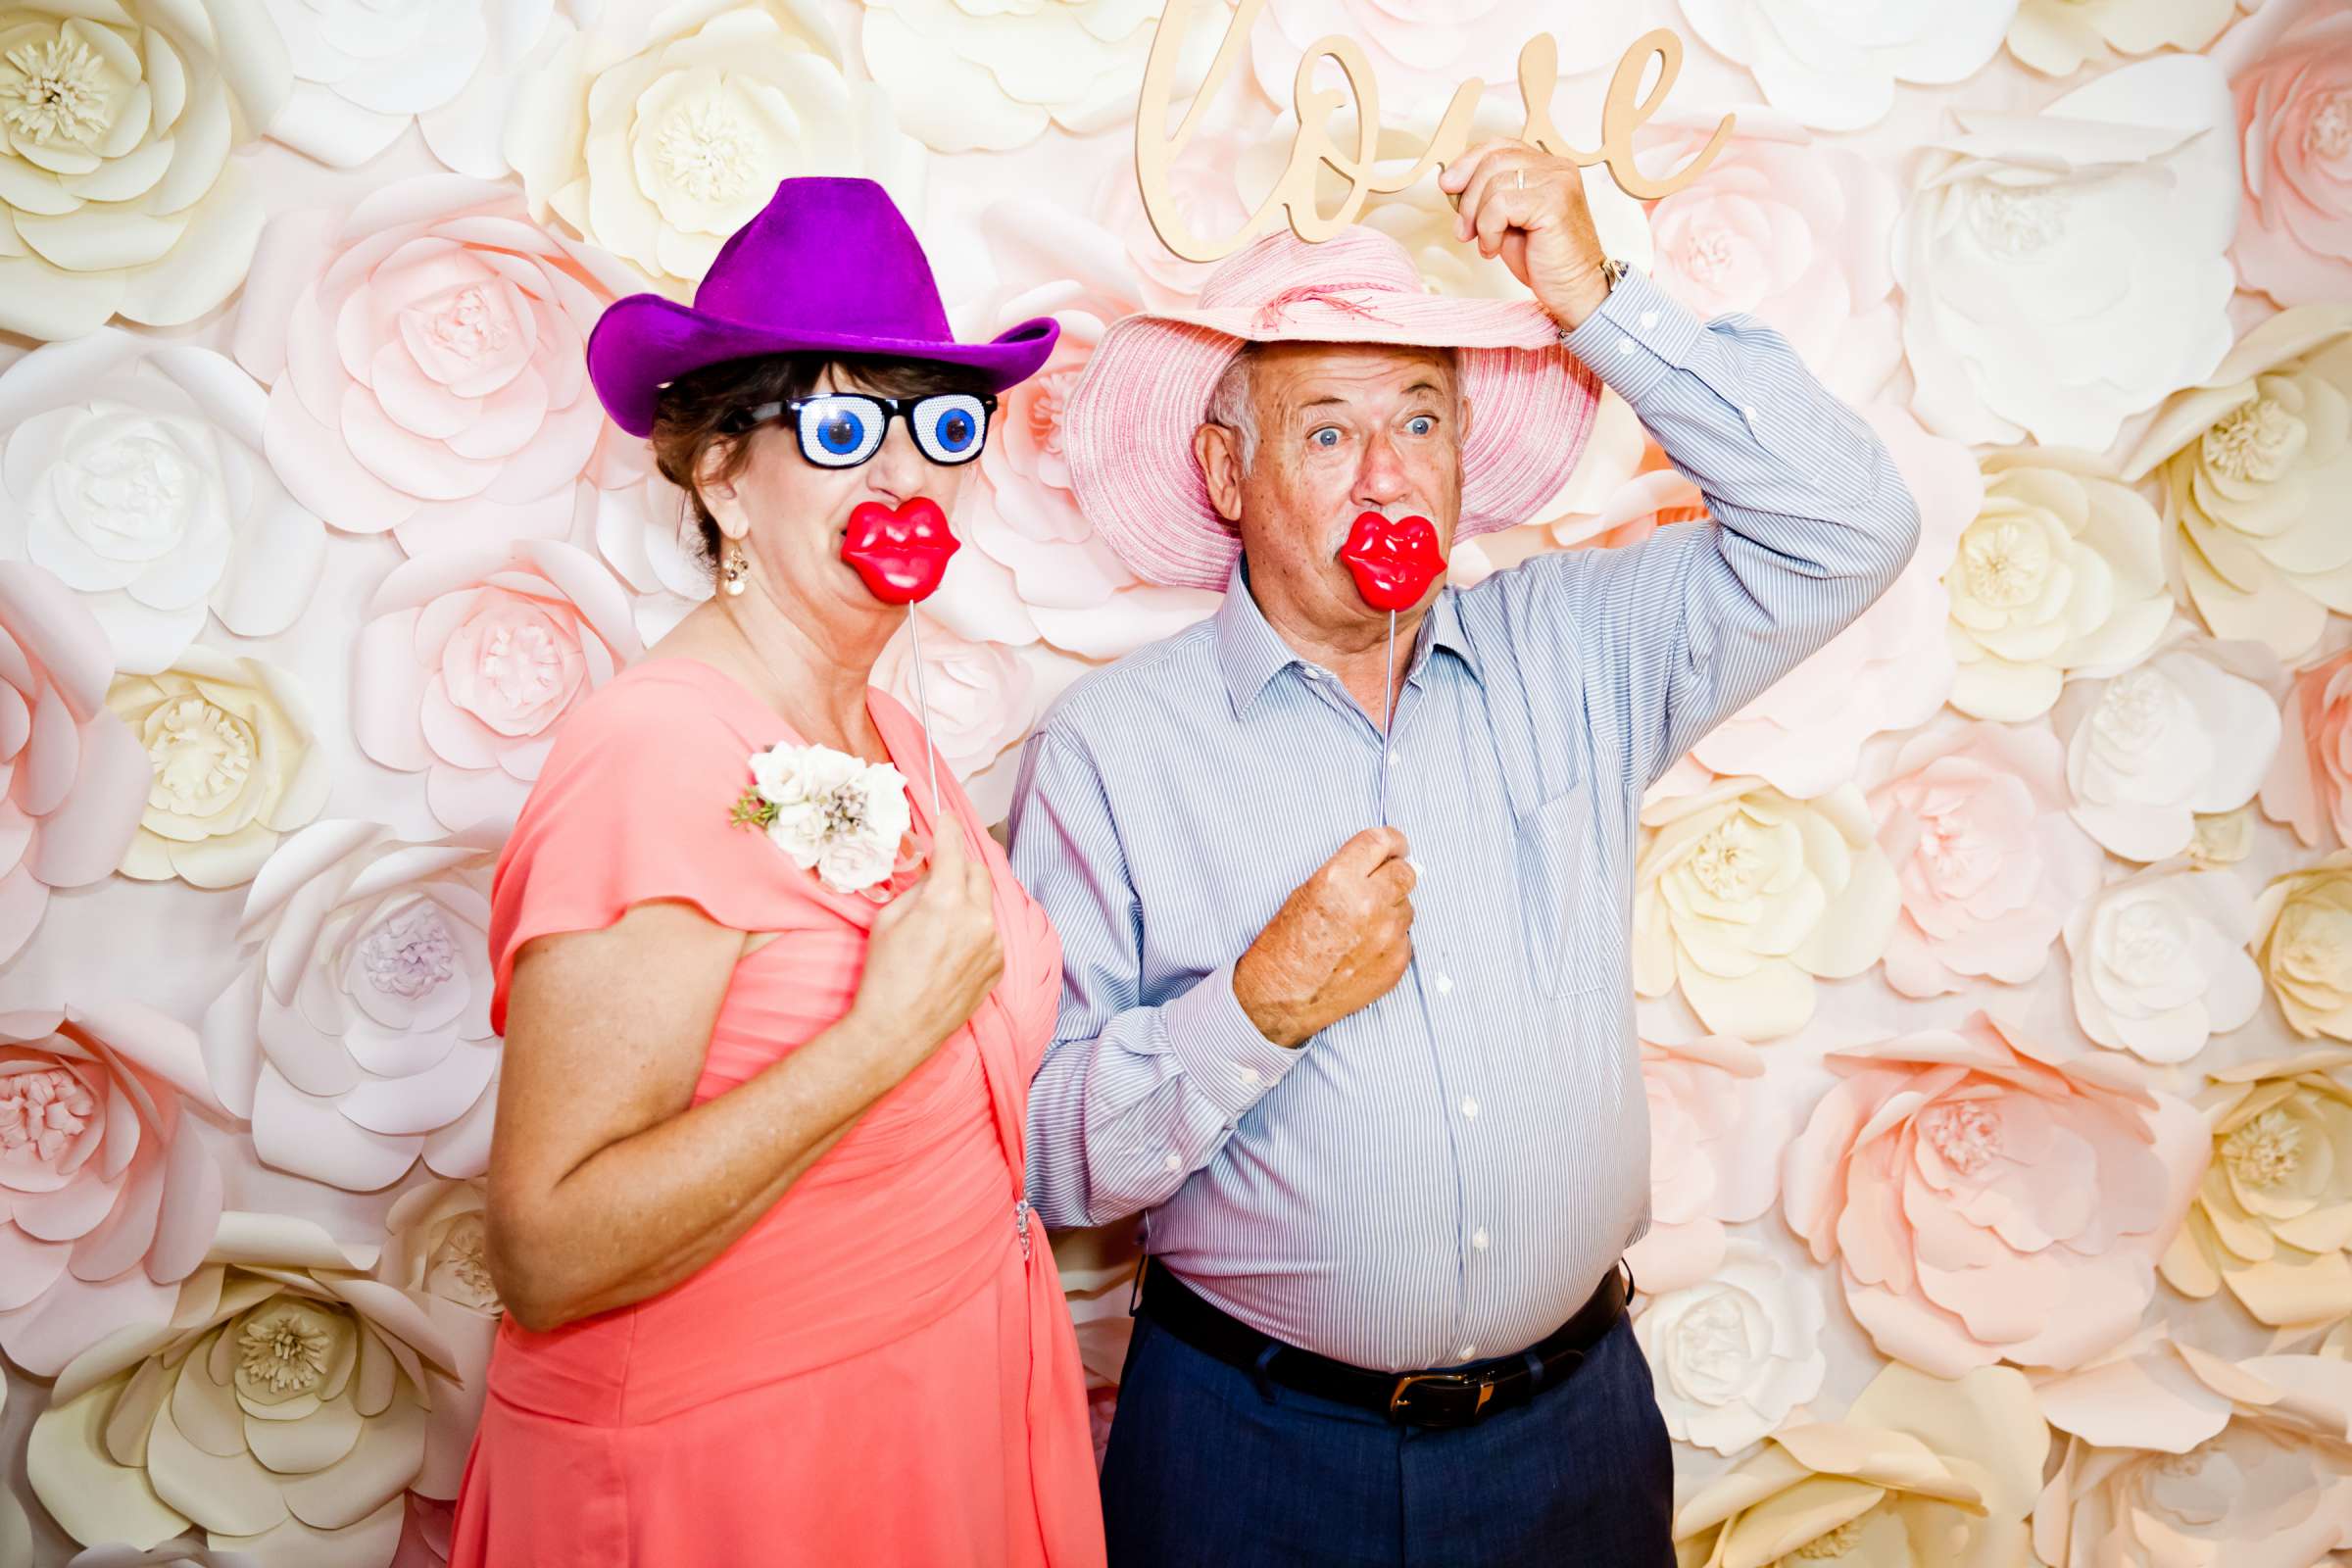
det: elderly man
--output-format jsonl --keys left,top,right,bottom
{"left": 1005, "top": 142, "right": 1921, "bottom": 1566}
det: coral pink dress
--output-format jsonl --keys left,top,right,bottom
{"left": 448, "top": 659, "right": 1104, "bottom": 1568}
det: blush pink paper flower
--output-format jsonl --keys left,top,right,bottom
{"left": 379, "top": 1180, "right": 499, "bottom": 1504}
{"left": 0, "top": 564, "right": 148, "bottom": 964}
{"left": 0, "top": 1004, "right": 225, "bottom": 1380}
{"left": 352, "top": 539, "right": 643, "bottom": 833}
{"left": 231, "top": 175, "right": 651, "bottom": 557}
{"left": 2261, "top": 642, "right": 2352, "bottom": 851}
{"left": 1625, "top": 1030, "right": 1791, "bottom": 1295}
{"left": 2224, "top": 0, "right": 2352, "bottom": 308}
{"left": 1868, "top": 716, "right": 2103, "bottom": 1000}
{"left": 1783, "top": 1012, "right": 2210, "bottom": 1377}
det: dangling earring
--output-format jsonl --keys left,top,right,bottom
{"left": 721, "top": 545, "right": 749, "bottom": 597}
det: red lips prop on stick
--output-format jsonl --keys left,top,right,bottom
{"left": 1338, "top": 511, "right": 1446, "bottom": 612}
{"left": 840, "top": 497, "right": 961, "bottom": 813}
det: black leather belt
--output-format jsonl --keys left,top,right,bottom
{"left": 1137, "top": 1259, "right": 1628, "bottom": 1429}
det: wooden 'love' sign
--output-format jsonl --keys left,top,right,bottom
{"left": 1136, "top": 0, "right": 1736, "bottom": 263}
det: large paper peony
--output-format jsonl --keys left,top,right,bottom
{"left": 201, "top": 821, "right": 502, "bottom": 1195}
{"left": 109, "top": 651, "right": 329, "bottom": 889}
{"left": 2162, "top": 1049, "right": 2352, "bottom": 1335}
{"left": 2034, "top": 1333, "right": 2352, "bottom": 1567}
{"left": 261, "top": 0, "right": 487, "bottom": 169}
{"left": 0, "top": 332, "right": 326, "bottom": 674}
{"left": 352, "top": 540, "right": 642, "bottom": 834}
{"left": 0, "top": 563, "right": 147, "bottom": 963}
{"left": 2120, "top": 306, "right": 2352, "bottom": 663}
{"left": 1625, "top": 1030, "right": 1790, "bottom": 1296}
{"left": 1896, "top": 55, "right": 2240, "bottom": 453}
{"left": 1634, "top": 1238, "right": 1826, "bottom": 1456}
{"left": 2064, "top": 863, "right": 2263, "bottom": 1064}
{"left": 504, "top": 0, "right": 924, "bottom": 295}
{"left": 2253, "top": 850, "right": 2352, "bottom": 1043}
{"left": 1671, "top": 1362, "right": 2047, "bottom": 1565}
{"left": 1675, "top": 0, "right": 2015, "bottom": 131}
{"left": 25, "top": 1212, "right": 458, "bottom": 1565}
{"left": 2264, "top": 641, "right": 2352, "bottom": 851}
{"left": 1867, "top": 715, "right": 2102, "bottom": 1001}
{"left": 231, "top": 175, "right": 653, "bottom": 557}
{"left": 1944, "top": 448, "right": 2175, "bottom": 723}
{"left": 0, "top": 1, "right": 290, "bottom": 340}
{"left": 0, "top": 1004, "right": 224, "bottom": 1379}
{"left": 1634, "top": 778, "right": 1898, "bottom": 1041}
{"left": 1783, "top": 1012, "right": 2208, "bottom": 1376}
{"left": 2223, "top": 0, "right": 2352, "bottom": 309}
{"left": 2052, "top": 624, "right": 2282, "bottom": 863}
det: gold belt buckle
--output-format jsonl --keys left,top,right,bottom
{"left": 1387, "top": 1371, "right": 1495, "bottom": 1423}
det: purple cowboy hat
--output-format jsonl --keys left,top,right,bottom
{"left": 587, "top": 176, "right": 1058, "bottom": 438}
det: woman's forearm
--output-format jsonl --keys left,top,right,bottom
{"left": 489, "top": 1004, "right": 922, "bottom": 1332}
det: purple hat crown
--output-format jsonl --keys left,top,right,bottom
{"left": 587, "top": 177, "right": 1056, "bottom": 439}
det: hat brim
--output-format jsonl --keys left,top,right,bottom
{"left": 1062, "top": 296, "right": 1601, "bottom": 592}
{"left": 588, "top": 293, "right": 1060, "bottom": 438}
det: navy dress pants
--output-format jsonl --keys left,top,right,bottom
{"left": 1098, "top": 1308, "right": 1676, "bottom": 1567}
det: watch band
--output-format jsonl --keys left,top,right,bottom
{"left": 1556, "top": 258, "right": 1629, "bottom": 344}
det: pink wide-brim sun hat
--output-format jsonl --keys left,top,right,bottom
{"left": 1063, "top": 226, "right": 1603, "bottom": 592}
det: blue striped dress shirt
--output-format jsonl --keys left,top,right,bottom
{"left": 1004, "top": 269, "right": 1922, "bottom": 1374}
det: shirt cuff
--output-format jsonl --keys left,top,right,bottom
{"left": 1560, "top": 269, "right": 1705, "bottom": 410}
{"left": 1160, "top": 958, "right": 1302, "bottom": 1126}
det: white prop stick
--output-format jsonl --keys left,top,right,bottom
{"left": 1377, "top": 608, "right": 1396, "bottom": 825}
{"left": 905, "top": 607, "right": 943, "bottom": 815}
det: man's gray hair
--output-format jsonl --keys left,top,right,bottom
{"left": 1202, "top": 344, "right": 1260, "bottom": 472}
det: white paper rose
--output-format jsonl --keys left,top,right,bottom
{"left": 2052, "top": 624, "right": 2283, "bottom": 863}
{"left": 109, "top": 651, "right": 330, "bottom": 890}
{"left": 505, "top": 0, "right": 924, "bottom": 295}
{"left": 200, "top": 821, "right": 502, "bottom": 1195}
{"left": 1624, "top": 1030, "right": 1790, "bottom": 1295}
{"left": 1634, "top": 777, "right": 1898, "bottom": 1040}
{"left": 231, "top": 175, "right": 654, "bottom": 558}
{"left": 1945, "top": 448, "right": 2176, "bottom": 723}
{"left": 1634, "top": 1239, "right": 1827, "bottom": 1455}
{"left": 378, "top": 1180, "right": 499, "bottom": 1502}
{"left": 352, "top": 540, "right": 644, "bottom": 834}
{"left": 2065, "top": 863, "right": 2264, "bottom": 1064}
{"left": 0, "top": 332, "right": 326, "bottom": 674}
{"left": 26, "top": 1212, "right": 459, "bottom": 1566}
{"left": 1896, "top": 55, "right": 2240, "bottom": 453}
{"left": 2253, "top": 850, "right": 2352, "bottom": 1043}
{"left": 0, "top": 1, "right": 290, "bottom": 340}
{"left": 2008, "top": 0, "right": 2245, "bottom": 77}
{"left": 1867, "top": 715, "right": 2103, "bottom": 1000}
{"left": 261, "top": 0, "right": 487, "bottom": 168}
{"left": 1676, "top": 0, "right": 2015, "bottom": 131}
{"left": 2119, "top": 306, "right": 2352, "bottom": 663}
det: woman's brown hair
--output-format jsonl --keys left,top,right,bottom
{"left": 647, "top": 353, "right": 998, "bottom": 568}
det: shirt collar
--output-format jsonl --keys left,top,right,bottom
{"left": 1214, "top": 556, "right": 1485, "bottom": 718}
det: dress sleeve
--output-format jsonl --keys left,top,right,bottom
{"left": 486, "top": 669, "right": 817, "bottom": 1035}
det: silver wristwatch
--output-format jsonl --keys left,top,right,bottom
{"left": 1556, "top": 258, "right": 1630, "bottom": 344}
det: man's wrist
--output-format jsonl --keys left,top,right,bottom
{"left": 1545, "top": 258, "right": 1624, "bottom": 334}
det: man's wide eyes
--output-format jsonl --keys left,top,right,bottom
{"left": 1407, "top": 416, "right": 1436, "bottom": 435}
{"left": 1311, "top": 427, "right": 1342, "bottom": 448}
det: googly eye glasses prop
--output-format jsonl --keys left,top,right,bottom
{"left": 1337, "top": 512, "right": 1446, "bottom": 823}
{"left": 724, "top": 392, "right": 1000, "bottom": 814}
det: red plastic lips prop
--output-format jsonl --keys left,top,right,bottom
{"left": 841, "top": 498, "right": 959, "bottom": 604}
{"left": 1338, "top": 511, "right": 1446, "bottom": 612}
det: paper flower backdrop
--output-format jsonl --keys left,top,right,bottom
{"left": 2265, "top": 641, "right": 2352, "bottom": 851}
{"left": 1633, "top": 1238, "right": 1826, "bottom": 1455}
{"left": 2007, "top": 0, "right": 2245, "bottom": 77}
{"left": 2253, "top": 850, "right": 2352, "bottom": 1042}
{"left": 1675, "top": 0, "right": 2016, "bottom": 131}
{"left": 2065, "top": 863, "right": 2264, "bottom": 1063}
{"left": 2226, "top": 0, "right": 2352, "bottom": 309}
{"left": 376, "top": 1180, "right": 498, "bottom": 1502}
{"left": 1626, "top": 1031, "right": 1789, "bottom": 1296}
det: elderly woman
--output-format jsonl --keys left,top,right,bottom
{"left": 449, "top": 178, "right": 1103, "bottom": 1567}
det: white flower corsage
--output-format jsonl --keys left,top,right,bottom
{"left": 730, "top": 742, "right": 917, "bottom": 899}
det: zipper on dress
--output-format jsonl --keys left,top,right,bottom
{"left": 1014, "top": 1198, "right": 1034, "bottom": 1260}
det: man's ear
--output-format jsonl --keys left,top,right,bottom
{"left": 1196, "top": 423, "right": 1245, "bottom": 527}
{"left": 1456, "top": 393, "right": 1474, "bottom": 449}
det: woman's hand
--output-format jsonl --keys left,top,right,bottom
{"left": 852, "top": 821, "right": 1004, "bottom": 1068}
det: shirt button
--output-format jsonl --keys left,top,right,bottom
{"left": 1472, "top": 1227, "right": 1489, "bottom": 1251}
{"left": 1434, "top": 973, "right": 1453, "bottom": 996}
{"left": 1460, "top": 1096, "right": 1479, "bottom": 1120}
{"left": 1616, "top": 336, "right": 1637, "bottom": 357}
{"left": 1407, "top": 857, "right": 1424, "bottom": 875}
{"left": 1457, "top": 1343, "right": 1477, "bottom": 1361}
{"left": 1385, "top": 751, "right": 1396, "bottom": 768}
{"left": 1238, "top": 1065, "right": 1260, "bottom": 1089}
{"left": 1164, "top": 1153, "right": 1182, "bottom": 1173}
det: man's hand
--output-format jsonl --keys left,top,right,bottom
{"left": 1233, "top": 827, "right": 1417, "bottom": 1049}
{"left": 1439, "top": 139, "right": 1612, "bottom": 332}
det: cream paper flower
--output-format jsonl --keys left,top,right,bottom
{"left": 2065, "top": 863, "right": 2264, "bottom": 1065}
{"left": 2162, "top": 1049, "right": 2352, "bottom": 1335}
{"left": 1944, "top": 448, "right": 2175, "bottom": 723}
{"left": 1250, "top": 0, "right": 1627, "bottom": 122}
{"left": 2052, "top": 624, "right": 2283, "bottom": 863}
{"left": 2034, "top": 1332, "right": 2352, "bottom": 1567}
{"left": 1671, "top": 1362, "right": 2047, "bottom": 1566}
{"left": 260, "top": 0, "right": 487, "bottom": 167}
{"left": 504, "top": 0, "right": 924, "bottom": 295}
{"left": 109, "top": 651, "right": 330, "bottom": 890}
{"left": 1625, "top": 1030, "right": 1790, "bottom": 1295}
{"left": 2252, "top": 850, "right": 2352, "bottom": 1042}
{"left": 1896, "top": 55, "right": 2240, "bottom": 453}
{"left": 1634, "top": 778, "right": 1899, "bottom": 1041}
{"left": 1868, "top": 715, "right": 2103, "bottom": 1000}
{"left": 2119, "top": 306, "right": 2352, "bottom": 664}
{"left": 200, "top": 821, "right": 502, "bottom": 1195}
{"left": 2008, "top": 0, "right": 2246, "bottom": 77}
{"left": 0, "top": 332, "right": 325, "bottom": 675}
{"left": 0, "top": 1004, "right": 226, "bottom": 1379}
{"left": 1634, "top": 1239, "right": 1826, "bottom": 1456}
{"left": 378, "top": 1180, "right": 499, "bottom": 1503}
{"left": 25, "top": 1212, "right": 460, "bottom": 1565}
{"left": 1675, "top": 0, "right": 2016, "bottom": 132}
{"left": 0, "top": 2, "right": 291, "bottom": 340}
